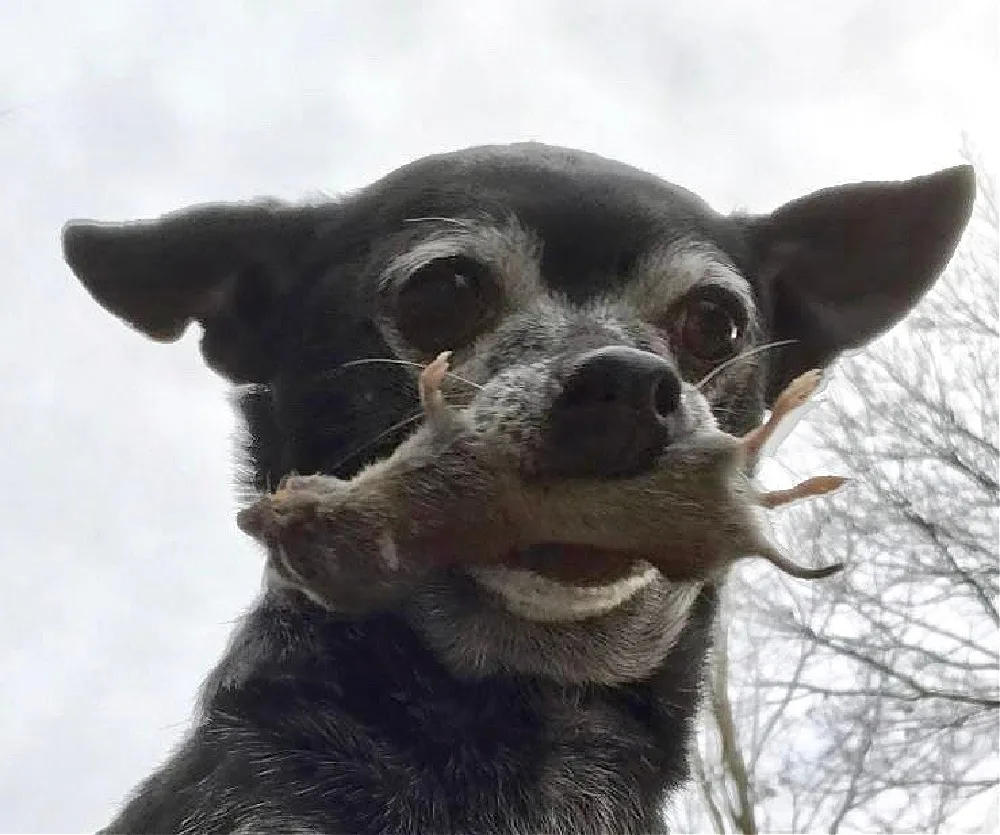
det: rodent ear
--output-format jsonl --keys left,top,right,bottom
{"left": 62, "top": 201, "right": 324, "bottom": 383}
{"left": 747, "top": 164, "right": 976, "bottom": 403}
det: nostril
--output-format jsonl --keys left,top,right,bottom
{"left": 652, "top": 372, "right": 682, "bottom": 419}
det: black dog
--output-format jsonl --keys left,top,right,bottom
{"left": 63, "top": 144, "right": 974, "bottom": 834}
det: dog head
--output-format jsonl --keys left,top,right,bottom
{"left": 63, "top": 144, "right": 973, "bottom": 678}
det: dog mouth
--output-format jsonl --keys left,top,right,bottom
{"left": 503, "top": 544, "right": 654, "bottom": 586}
{"left": 239, "top": 359, "right": 844, "bottom": 617}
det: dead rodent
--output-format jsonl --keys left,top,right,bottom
{"left": 237, "top": 353, "right": 845, "bottom": 607}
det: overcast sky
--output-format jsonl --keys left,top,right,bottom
{"left": 0, "top": 1, "right": 996, "bottom": 831}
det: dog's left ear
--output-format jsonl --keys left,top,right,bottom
{"left": 747, "top": 164, "right": 976, "bottom": 402}
{"left": 62, "top": 202, "right": 325, "bottom": 383}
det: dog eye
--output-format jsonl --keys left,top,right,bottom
{"left": 671, "top": 287, "right": 747, "bottom": 364}
{"left": 393, "top": 256, "right": 501, "bottom": 355}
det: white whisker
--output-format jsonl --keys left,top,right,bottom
{"left": 696, "top": 339, "right": 798, "bottom": 389}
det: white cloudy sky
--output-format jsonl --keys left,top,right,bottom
{"left": 0, "top": 1, "right": 995, "bottom": 831}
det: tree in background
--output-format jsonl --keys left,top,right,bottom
{"left": 674, "top": 147, "right": 998, "bottom": 834}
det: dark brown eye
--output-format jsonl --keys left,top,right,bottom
{"left": 672, "top": 287, "right": 747, "bottom": 364}
{"left": 393, "top": 256, "right": 501, "bottom": 355}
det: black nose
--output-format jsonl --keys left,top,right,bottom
{"left": 541, "top": 346, "right": 684, "bottom": 478}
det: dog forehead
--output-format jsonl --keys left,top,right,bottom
{"left": 354, "top": 144, "right": 744, "bottom": 291}
{"left": 367, "top": 143, "right": 717, "bottom": 232}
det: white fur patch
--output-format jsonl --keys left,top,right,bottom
{"left": 266, "top": 547, "right": 332, "bottom": 610}
{"left": 468, "top": 563, "right": 661, "bottom": 622}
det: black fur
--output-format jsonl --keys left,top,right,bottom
{"left": 62, "top": 143, "right": 974, "bottom": 834}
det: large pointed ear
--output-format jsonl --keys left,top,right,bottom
{"left": 746, "top": 164, "right": 976, "bottom": 402}
{"left": 62, "top": 202, "right": 323, "bottom": 383}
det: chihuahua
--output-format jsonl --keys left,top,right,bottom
{"left": 63, "top": 143, "right": 974, "bottom": 834}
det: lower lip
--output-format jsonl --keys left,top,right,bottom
{"left": 504, "top": 544, "right": 648, "bottom": 586}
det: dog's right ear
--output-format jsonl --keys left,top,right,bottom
{"left": 62, "top": 202, "right": 323, "bottom": 383}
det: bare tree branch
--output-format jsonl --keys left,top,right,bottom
{"left": 678, "top": 148, "right": 999, "bottom": 834}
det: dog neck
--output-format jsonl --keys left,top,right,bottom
{"left": 408, "top": 568, "right": 705, "bottom": 685}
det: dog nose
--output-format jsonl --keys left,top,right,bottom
{"left": 541, "top": 346, "right": 684, "bottom": 478}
